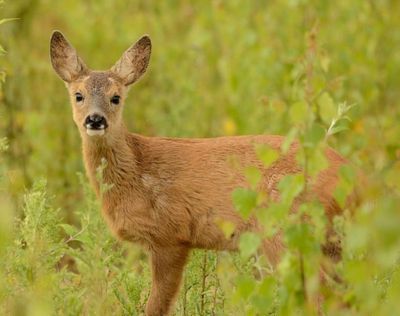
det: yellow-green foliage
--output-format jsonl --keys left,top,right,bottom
{"left": 1, "top": 1, "right": 400, "bottom": 315}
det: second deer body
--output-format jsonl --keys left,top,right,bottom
{"left": 50, "top": 31, "right": 345, "bottom": 316}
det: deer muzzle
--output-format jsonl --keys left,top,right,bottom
{"left": 84, "top": 113, "right": 108, "bottom": 136}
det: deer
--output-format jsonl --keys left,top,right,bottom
{"left": 50, "top": 31, "right": 348, "bottom": 316}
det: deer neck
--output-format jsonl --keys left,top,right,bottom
{"left": 81, "top": 125, "right": 139, "bottom": 199}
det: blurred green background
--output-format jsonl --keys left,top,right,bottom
{"left": 1, "top": 0, "right": 400, "bottom": 315}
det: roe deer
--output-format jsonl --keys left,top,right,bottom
{"left": 50, "top": 31, "right": 347, "bottom": 316}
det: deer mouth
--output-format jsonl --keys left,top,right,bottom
{"left": 85, "top": 124, "right": 108, "bottom": 136}
{"left": 86, "top": 127, "right": 106, "bottom": 136}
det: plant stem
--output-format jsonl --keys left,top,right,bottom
{"left": 200, "top": 251, "right": 208, "bottom": 315}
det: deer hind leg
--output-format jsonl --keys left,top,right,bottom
{"left": 146, "top": 246, "right": 189, "bottom": 316}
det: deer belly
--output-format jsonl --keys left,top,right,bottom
{"left": 103, "top": 205, "right": 188, "bottom": 247}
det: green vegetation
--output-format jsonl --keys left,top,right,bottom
{"left": 1, "top": 0, "right": 400, "bottom": 315}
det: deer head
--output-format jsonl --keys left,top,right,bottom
{"left": 50, "top": 31, "right": 151, "bottom": 139}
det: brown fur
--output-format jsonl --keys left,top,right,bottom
{"left": 50, "top": 31, "right": 346, "bottom": 316}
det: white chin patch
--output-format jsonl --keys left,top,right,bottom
{"left": 86, "top": 129, "right": 105, "bottom": 136}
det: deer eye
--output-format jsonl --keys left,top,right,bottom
{"left": 111, "top": 95, "right": 120, "bottom": 105}
{"left": 75, "top": 92, "right": 84, "bottom": 103}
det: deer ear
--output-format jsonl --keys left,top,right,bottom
{"left": 50, "top": 31, "right": 88, "bottom": 82}
{"left": 111, "top": 35, "right": 151, "bottom": 86}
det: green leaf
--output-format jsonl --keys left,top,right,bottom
{"left": 281, "top": 127, "right": 298, "bottom": 154}
{"left": 330, "top": 124, "right": 348, "bottom": 135}
{"left": 59, "top": 224, "right": 78, "bottom": 236}
{"left": 302, "top": 123, "right": 325, "bottom": 148}
{"left": 245, "top": 166, "right": 261, "bottom": 188}
{"left": 75, "top": 233, "right": 92, "bottom": 245}
{"left": 333, "top": 185, "right": 351, "bottom": 208}
{"left": 289, "top": 101, "right": 308, "bottom": 124}
{"left": 334, "top": 164, "right": 355, "bottom": 207}
{"left": 318, "top": 92, "right": 336, "bottom": 123}
{"left": 301, "top": 202, "right": 326, "bottom": 243}
{"left": 270, "top": 202, "right": 291, "bottom": 221}
{"left": 235, "top": 275, "right": 256, "bottom": 300}
{"left": 285, "top": 222, "right": 317, "bottom": 253}
{"left": 252, "top": 277, "right": 276, "bottom": 313}
{"left": 232, "top": 188, "right": 258, "bottom": 219}
{"left": 216, "top": 219, "right": 236, "bottom": 239}
{"left": 308, "top": 148, "right": 329, "bottom": 176}
{"left": 277, "top": 174, "right": 304, "bottom": 205}
{"left": 239, "top": 232, "right": 261, "bottom": 259}
{"left": 255, "top": 144, "right": 279, "bottom": 167}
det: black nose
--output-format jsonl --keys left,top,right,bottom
{"left": 84, "top": 114, "right": 108, "bottom": 130}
